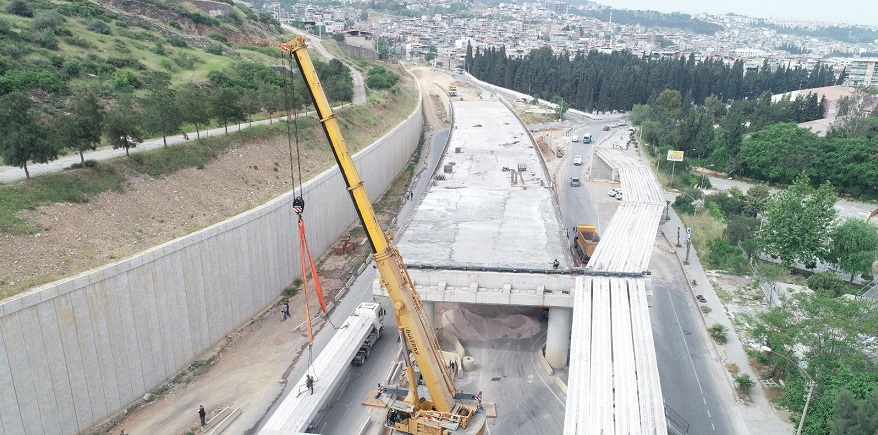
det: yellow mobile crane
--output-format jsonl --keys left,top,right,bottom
{"left": 279, "top": 36, "right": 487, "bottom": 435}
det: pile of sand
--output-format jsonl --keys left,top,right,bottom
{"left": 440, "top": 308, "right": 541, "bottom": 342}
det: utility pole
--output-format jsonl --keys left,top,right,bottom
{"left": 796, "top": 380, "right": 815, "bottom": 435}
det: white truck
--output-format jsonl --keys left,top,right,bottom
{"left": 351, "top": 302, "right": 386, "bottom": 366}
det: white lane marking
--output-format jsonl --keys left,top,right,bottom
{"left": 703, "top": 397, "right": 706, "bottom": 404}
{"left": 667, "top": 288, "right": 705, "bottom": 395}
{"left": 531, "top": 331, "right": 566, "bottom": 407}
{"left": 707, "top": 409, "right": 711, "bottom": 417}
{"left": 712, "top": 423, "right": 716, "bottom": 431}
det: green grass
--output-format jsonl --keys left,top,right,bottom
{"left": 0, "top": 163, "right": 125, "bottom": 235}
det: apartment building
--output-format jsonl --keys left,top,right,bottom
{"left": 844, "top": 58, "right": 878, "bottom": 87}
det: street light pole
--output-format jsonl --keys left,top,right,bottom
{"left": 699, "top": 164, "right": 715, "bottom": 190}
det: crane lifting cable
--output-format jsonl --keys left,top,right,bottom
{"left": 280, "top": 45, "right": 334, "bottom": 380}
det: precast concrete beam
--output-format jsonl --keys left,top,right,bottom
{"left": 545, "top": 307, "right": 573, "bottom": 368}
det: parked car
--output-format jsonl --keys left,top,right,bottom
{"left": 570, "top": 176, "right": 581, "bottom": 187}
{"left": 608, "top": 188, "right": 619, "bottom": 197}
{"left": 603, "top": 125, "right": 610, "bottom": 131}
{"left": 615, "top": 190, "right": 623, "bottom": 200}
{"left": 696, "top": 294, "right": 707, "bottom": 303}
{"left": 573, "top": 155, "right": 583, "bottom": 165}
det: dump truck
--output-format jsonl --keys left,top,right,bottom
{"left": 573, "top": 224, "right": 601, "bottom": 265}
{"left": 352, "top": 302, "right": 385, "bottom": 366}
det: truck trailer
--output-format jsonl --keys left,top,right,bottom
{"left": 573, "top": 224, "right": 601, "bottom": 265}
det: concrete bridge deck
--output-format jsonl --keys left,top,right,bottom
{"left": 388, "top": 98, "right": 667, "bottom": 434}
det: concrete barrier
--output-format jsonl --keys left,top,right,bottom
{"left": 536, "top": 348, "right": 554, "bottom": 376}
{"left": 0, "top": 99, "right": 423, "bottom": 434}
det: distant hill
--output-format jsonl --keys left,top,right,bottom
{"left": 575, "top": 7, "right": 724, "bottom": 35}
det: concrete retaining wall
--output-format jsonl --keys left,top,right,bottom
{"left": 0, "top": 100, "right": 423, "bottom": 435}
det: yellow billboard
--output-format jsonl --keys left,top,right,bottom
{"left": 666, "top": 150, "right": 685, "bottom": 162}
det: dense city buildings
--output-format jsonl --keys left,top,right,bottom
{"left": 264, "top": 1, "right": 878, "bottom": 87}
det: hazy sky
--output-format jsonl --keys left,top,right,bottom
{"left": 594, "top": 0, "right": 878, "bottom": 27}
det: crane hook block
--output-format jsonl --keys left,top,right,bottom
{"left": 293, "top": 196, "right": 305, "bottom": 215}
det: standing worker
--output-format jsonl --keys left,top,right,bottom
{"left": 198, "top": 405, "right": 206, "bottom": 427}
{"left": 552, "top": 259, "right": 559, "bottom": 269}
{"left": 306, "top": 374, "right": 314, "bottom": 395}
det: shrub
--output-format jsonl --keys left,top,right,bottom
{"left": 106, "top": 57, "right": 145, "bottom": 70}
{"left": 705, "top": 201, "right": 725, "bottom": 221}
{"left": 166, "top": 35, "right": 187, "bottom": 48}
{"left": 160, "top": 58, "right": 177, "bottom": 72}
{"left": 207, "top": 32, "right": 228, "bottom": 44}
{"left": 32, "top": 11, "right": 65, "bottom": 31}
{"left": 87, "top": 19, "right": 111, "bottom": 35}
{"left": 724, "top": 215, "right": 760, "bottom": 245}
{"left": 111, "top": 69, "right": 141, "bottom": 91}
{"left": 706, "top": 238, "right": 750, "bottom": 274}
{"left": 173, "top": 53, "right": 198, "bottom": 69}
{"left": 5, "top": 0, "right": 34, "bottom": 17}
{"left": 205, "top": 44, "right": 224, "bottom": 55}
{"left": 366, "top": 66, "right": 398, "bottom": 89}
{"left": 705, "top": 192, "right": 744, "bottom": 217}
{"left": 36, "top": 29, "right": 59, "bottom": 49}
{"left": 708, "top": 323, "right": 728, "bottom": 344}
{"left": 806, "top": 271, "right": 846, "bottom": 297}
{"left": 673, "top": 194, "right": 695, "bottom": 214}
{"left": 734, "top": 373, "right": 755, "bottom": 392}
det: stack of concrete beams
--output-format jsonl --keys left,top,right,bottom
{"left": 588, "top": 148, "right": 666, "bottom": 273}
{"left": 259, "top": 308, "right": 378, "bottom": 434}
{"left": 565, "top": 277, "right": 665, "bottom": 434}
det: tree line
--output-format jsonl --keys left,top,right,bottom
{"left": 633, "top": 88, "right": 878, "bottom": 199}
{"left": 465, "top": 45, "right": 837, "bottom": 113}
{"left": 0, "top": 59, "right": 354, "bottom": 178}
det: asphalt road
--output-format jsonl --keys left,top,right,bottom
{"left": 456, "top": 316, "right": 567, "bottom": 435}
{"left": 554, "top": 120, "right": 735, "bottom": 434}
{"left": 648, "top": 248, "right": 735, "bottom": 435}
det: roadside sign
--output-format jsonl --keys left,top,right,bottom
{"left": 667, "top": 150, "right": 685, "bottom": 162}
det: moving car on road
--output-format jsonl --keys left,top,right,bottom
{"left": 573, "top": 155, "right": 583, "bottom": 165}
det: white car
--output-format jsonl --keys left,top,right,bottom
{"left": 573, "top": 155, "right": 583, "bottom": 165}
{"left": 608, "top": 188, "right": 619, "bottom": 197}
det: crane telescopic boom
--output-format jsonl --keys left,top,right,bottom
{"left": 279, "top": 36, "right": 485, "bottom": 435}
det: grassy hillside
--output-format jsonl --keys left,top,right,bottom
{"left": 0, "top": 0, "right": 283, "bottom": 92}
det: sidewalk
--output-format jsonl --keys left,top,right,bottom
{"left": 661, "top": 197, "right": 794, "bottom": 435}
